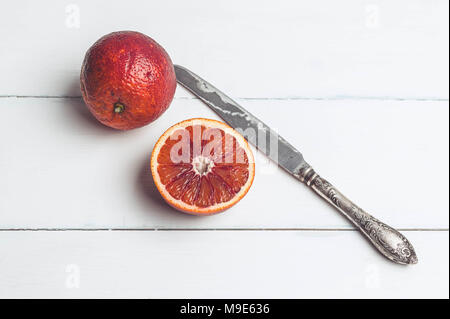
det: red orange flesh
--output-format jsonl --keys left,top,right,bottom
{"left": 151, "top": 118, "right": 255, "bottom": 215}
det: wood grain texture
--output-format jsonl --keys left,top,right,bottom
{"left": 0, "top": 231, "right": 447, "bottom": 298}
{"left": 0, "top": 96, "right": 448, "bottom": 229}
{"left": 0, "top": 0, "right": 448, "bottom": 99}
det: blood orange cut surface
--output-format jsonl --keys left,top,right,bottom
{"left": 151, "top": 118, "right": 255, "bottom": 215}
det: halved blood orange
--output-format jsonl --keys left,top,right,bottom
{"left": 151, "top": 118, "right": 255, "bottom": 215}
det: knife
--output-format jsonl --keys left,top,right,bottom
{"left": 174, "top": 64, "right": 418, "bottom": 265}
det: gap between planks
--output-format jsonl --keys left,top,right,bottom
{"left": 0, "top": 95, "right": 448, "bottom": 102}
{"left": 0, "top": 228, "right": 447, "bottom": 232}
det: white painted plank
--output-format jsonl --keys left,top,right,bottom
{"left": 0, "top": 96, "right": 448, "bottom": 229}
{"left": 0, "top": 0, "right": 448, "bottom": 98}
{"left": 0, "top": 230, "right": 447, "bottom": 298}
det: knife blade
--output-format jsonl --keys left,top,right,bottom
{"left": 174, "top": 65, "right": 307, "bottom": 175}
{"left": 174, "top": 64, "right": 418, "bottom": 265}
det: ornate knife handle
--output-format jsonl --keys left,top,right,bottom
{"left": 297, "top": 165, "right": 418, "bottom": 265}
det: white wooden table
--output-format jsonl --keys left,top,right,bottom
{"left": 0, "top": 0, "right": 448, "bottom": 298}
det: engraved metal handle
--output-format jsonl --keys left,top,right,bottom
{"left": 297, "top": 165, "right": 418, "bottom": 265}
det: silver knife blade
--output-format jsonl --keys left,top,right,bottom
{"left": 174, "top": 64, "right": 308, "bottom": 175}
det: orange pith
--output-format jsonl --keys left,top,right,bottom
{"left": 151, "top": 118, "right": 255, "bottom": 215}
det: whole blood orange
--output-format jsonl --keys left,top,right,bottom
{"left": 151, "top": 118, "right": 255, "bottom": 215}
{"left": 80, "top": 31, "right": 176, "bottom": 130}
